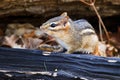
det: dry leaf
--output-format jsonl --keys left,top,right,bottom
{"left": 5, "top": 23, "right": 35, "bottom": 36}
{"left": 106, "top": 44, "right": 118, "bottom": 57}
{"left": 23, "top": 31, "right": 35, "bottom": 38}
{"left": 2, "top": 35, "right": 24, "bottom": 48}
{"left": 22, "top": 37, "right": 43, "bottom": 49}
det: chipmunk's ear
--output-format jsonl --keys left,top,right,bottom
{"left": 61, "top": 16, "right": 69, "bottom": 27}
{"left": 60, "top": 12, "right": 67, "bottom": 17}
{"left": 61, "top": 12, "right": 70, "bottom": 20}
{"left": 60, "top": 12, "right": 70, "bottom": 26}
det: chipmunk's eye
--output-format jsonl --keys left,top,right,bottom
{"left": 50, "top": 22, "right": 57, "bottom": 28}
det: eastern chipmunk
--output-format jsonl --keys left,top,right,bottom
{"left": 40, "top": 12, "right": 106, "bottom": 56}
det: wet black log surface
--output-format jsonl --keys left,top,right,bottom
{"left": 0, "top": 47, "right": 120, "bottom": 80}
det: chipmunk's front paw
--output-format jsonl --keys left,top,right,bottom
{"left": 38, "top": 44, "right": 64, "bottom": 53}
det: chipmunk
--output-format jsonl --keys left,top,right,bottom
{"left": 40, "top": 12, "right": 106, "bottom": 56}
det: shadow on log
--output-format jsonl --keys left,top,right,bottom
{"left": 0, "top": 47, "right": 120, "bottom": 80}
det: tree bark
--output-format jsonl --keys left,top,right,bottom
{"left": 0, "top": 0, "right": 119, "bottom": 18}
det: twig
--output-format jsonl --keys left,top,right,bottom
{"left": 79, "top": 0, "right": 91, "bottom": 5}
{"left": 79, "top": 0, "right": 110, "bottom": 42}
{"left": 91, "top": 4, "right": 110, "bottom": 42}
{"left": 44, "top": 61, "right": 47, "bottom": 71}
{"left": 99, "top": 20, "right": 103, "bottom": 41}
{"left": 40, "top": 38, "right": 55, "bottom": 46}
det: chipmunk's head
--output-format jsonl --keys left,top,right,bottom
{"left": 40, "top": 12, "right": 71, "bottom": 38}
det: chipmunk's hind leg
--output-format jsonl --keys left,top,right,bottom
{"left": 93, "top": 43, "right": 107, "bottom": 57}
{"left": 93, "top": 45, "right": 101, "bottom": 56}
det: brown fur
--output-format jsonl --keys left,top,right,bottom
{"left": 40, "top": 12, "right": 106, "bottom": 56}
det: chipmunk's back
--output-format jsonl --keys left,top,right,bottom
{"left": 73, "top": 19, "right": 95, "bottom": 32}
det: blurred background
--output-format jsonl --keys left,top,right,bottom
{"left": 0, "top": 0, "right": 119, "bottom": 33}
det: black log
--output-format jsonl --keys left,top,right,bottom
{"left": 0, "top": 47, "right": 120, "bottom": 80}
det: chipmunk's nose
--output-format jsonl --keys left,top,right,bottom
{"left": 40, "top": 26, "right": 45, "bottom": 30}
